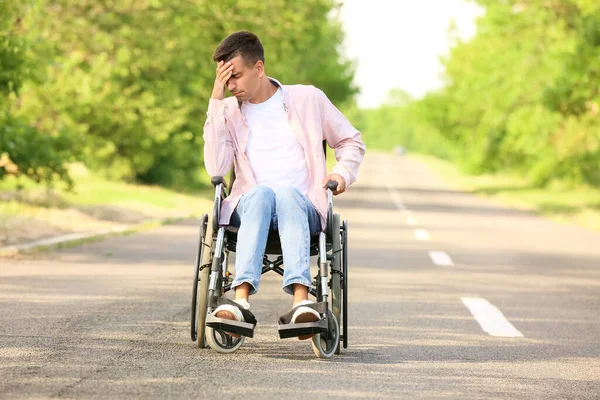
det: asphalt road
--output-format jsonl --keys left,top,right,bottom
{"left": 1, "top": 153, "right": 599, "bottom": 399}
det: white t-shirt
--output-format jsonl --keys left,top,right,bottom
{"left": 244, "top": 87, "right": 310, "bottom": 195}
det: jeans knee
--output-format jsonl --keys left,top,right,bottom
{"left": 243, "top": 185, "right": 275, "bottom": 213}
{"left": 251, "top": 185, "right": 276, "bottom": 198}
{"left": 275, "top": 186, "right": 303, "bottom": 208}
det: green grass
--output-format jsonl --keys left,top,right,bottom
{"left": 412, "top": 153, "right": 600, "bottom": 231}
{"left": 0, "top": 164, "right": 215, "bottom": 249}
{"left": 0, "top": 163, "right": 212, "bottom": 212}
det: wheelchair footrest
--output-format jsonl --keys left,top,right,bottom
{"left": 205, "top": 314, "right": 256, "bottom": 338}
{"left": 278, "top": 319, "right": 328, "bottom": 339}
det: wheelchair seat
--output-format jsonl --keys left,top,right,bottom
{"left": 224, "top": 224, "right": 326, "bottom": 256}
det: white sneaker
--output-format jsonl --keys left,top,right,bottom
{"left": 290, "top": 300, "right": 320, "bottom": 324}
{"left": 289, "top": 300, "right": 321, "bottom": 340}
{"left": 213, "top": 299, "right": 250, "bottom": 338}
{"left": 214, "top": 298, "right": 250, "bottom": 322}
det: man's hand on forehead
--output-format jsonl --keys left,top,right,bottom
{"left": 211, "top": 60, "right": 234, "bottom": 100}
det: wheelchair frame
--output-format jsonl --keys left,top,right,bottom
{"left": 191, "top": 153, "right": 348, "bottom": 358}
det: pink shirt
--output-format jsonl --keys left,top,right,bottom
{"left": 203, "top": 77, "right": 366, "bottom": 229}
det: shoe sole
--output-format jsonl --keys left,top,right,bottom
{"left": 294, "top": 312, "right": 320, "bottom": 340}
{"left": 214, "top": 310, "right": 242, "bottom": 338}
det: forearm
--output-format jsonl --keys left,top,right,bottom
{"left": 332, "top": 131, "right": 366, "bottom": 186}
{"left": 317, "top": 87, "right": 366, "bottom": 186}
{"left": 203, "top": 99, "right": 233, "bottom": 177}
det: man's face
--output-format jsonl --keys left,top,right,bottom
{"left": 226, "top": 55, "right": 262, "bottom": 102}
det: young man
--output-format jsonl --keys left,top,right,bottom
{"left": 203, "top": 31, "right": 365, "bottom": 339}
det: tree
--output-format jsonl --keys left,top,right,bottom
{"left": 0, "top": 0, "right": 74, "bottom": 186}
{"left": 2, "top": 0, "right": 356, "bottom": 188}
{"left": 371, "top": 0, "right": 600, "bottom": 187}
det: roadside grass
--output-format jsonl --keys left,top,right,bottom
{"left": 0, "top": 163, "right": 212, "bottom": 210}
{"left": 0, "top": 164, "right": 214, "bottom": 247}
{"left": 412, "top": 153, "right": 600, "bottom": 231}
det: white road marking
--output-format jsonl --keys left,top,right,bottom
{"left": 461, "top": 297, "right": 524, "bottom": 338}
{"left": 386, "top": 182, "right": 425, "bottom": 235}
{"left": 429, "top": 251, "right": 454, "bottom": 266}
{"left": 386, "top": 182, "right": 408, "bottom": 211}
{"left": 414, "top": 229, "right": 430, "bottom": 240}
{"left": 390, "top": 192, "right": 405, "bottom": 209}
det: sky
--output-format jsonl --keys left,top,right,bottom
{"left": 338, "top": 0, "right": 484, "bottom": 108}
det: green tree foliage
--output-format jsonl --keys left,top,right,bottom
{"left": 363, "top": 0, "right": 600, "bottom": 187}
{"left": 0, "top": 0, "right": 74, "bottom": 186}
{"left": 1, "top": 0, "right": 355, "bottom": 188}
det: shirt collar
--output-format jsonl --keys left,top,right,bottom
{"left": 238, "top": 76, "right": 288, "bottom": 112}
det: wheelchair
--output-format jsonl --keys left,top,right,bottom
{"left": 190, "top": 163, "right": 349, "bottom": 359}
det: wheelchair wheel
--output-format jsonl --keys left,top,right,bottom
{"left": 312, "top": 311, "right": 340, "bottom": 359}
{"left": 330, "top": 214, "right": 343, "bottom": 355}
{"left": 205, "top": 327, "right": 245, "bottom": 354}
{"left": 191, "top": 214, "right": 208, "bottom": 342}
{"left": 342, "top": 219, "right": 349, "bottom": 349}
{"left": 191, "top": 214, "right": 213, "bottom": 348}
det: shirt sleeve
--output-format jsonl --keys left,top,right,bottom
{"left": 317, "top": 88, "right": 366, "bottom": 186}
{"left": 203, "top": 99, "right": 234, "bottom": 178}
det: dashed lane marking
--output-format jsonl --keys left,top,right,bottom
{"left": 461, "top": 297, "right": 524, "bottom": 338}
{"left": 429, "top": 251, "right": 454, "bottom": 266}
{"left": 414, "top": 229, "right": 430, "bottom": 241}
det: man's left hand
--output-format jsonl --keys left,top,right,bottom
{"left": 322, "top": 173, "right": 347, "bottom": 196}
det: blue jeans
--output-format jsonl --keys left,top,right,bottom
{"left": 229, "top": 185, "right": 321, "bottom": 296}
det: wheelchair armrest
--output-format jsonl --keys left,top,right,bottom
{"left": 326, "top": 181, "right": 338, "bottom": 191}
{"left": 211, "top": 176, "right": 228, "bottom": 200}
{"left": 211, "top": 176, "right": 227, "bottom": 187}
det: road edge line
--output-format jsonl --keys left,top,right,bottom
{"left": 0, "top": 215, "right": 195, "bottom": 257}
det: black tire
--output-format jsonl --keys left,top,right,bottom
{"left": 197, "top": 218, "right": 214, "bottom": 349}
{"left": 193, "top": 214, "right": 214, "bottom": 348}
{"left": 330, "top": 214, "right": 342, "bottom": 355}
{"left": 191, "top": 214, "right": 208, "bottom": 341}
{"left": 342, "top": 219, "right": 349, "bottom": 349}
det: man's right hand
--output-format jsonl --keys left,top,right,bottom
{"left": 211, "top": 60, "right": 234, "bottom": 100}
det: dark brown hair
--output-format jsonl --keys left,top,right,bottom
{"left": 212, "top": 31, "right": 265, "bottom": 66}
